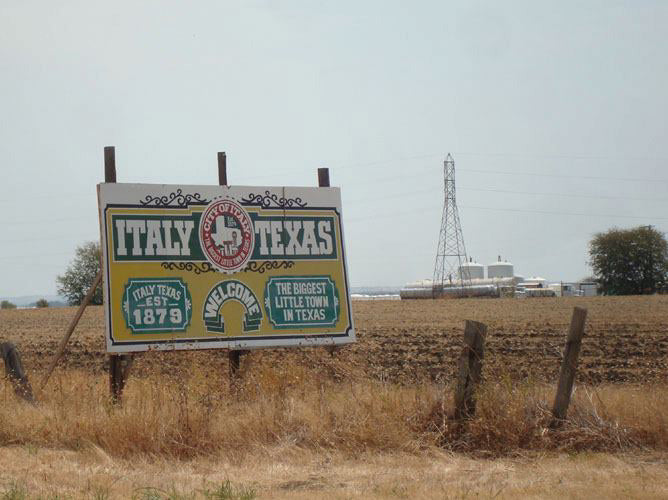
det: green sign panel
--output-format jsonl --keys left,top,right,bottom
{"left": 111, "top": 213, "right": 337, "bottom": 262}
{"left": 202, "top": 280, "right": 263, "bottom": 334}
{"left": 264, "top": 276, "right": 340, "bottom": 329}
{"left": 122, "top": 278, "right": 192, "bottom": 333}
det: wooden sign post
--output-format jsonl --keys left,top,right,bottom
{"left": 105, "top": 146, "right": 133, "bottom": 403}
{"left": 218, "top": 151, "right": 247, "bottom": 385}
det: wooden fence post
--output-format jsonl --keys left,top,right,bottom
{"left": 550, "top": 307, "right": 588, "bottom": 426}
{"left": 454, "top": 320, "right": 487, "bottom": 419}
{"left": 105, "top": 146, "right": 132, "bottom": 403}
{"left": 1, "top": 342, "right": 34, "bottom": 403}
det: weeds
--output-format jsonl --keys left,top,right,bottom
{"left": 201, "top": 480, "right": 256, "bottom": 500}
{"left": 0, "top": 482, "right": 27, "bottom": 500}
{"left": 1, "top": 365, "right": 667, "bottom": 460}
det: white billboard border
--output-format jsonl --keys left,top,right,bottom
{"left": 97, "top": 183, "right": 355, "bottom": 353}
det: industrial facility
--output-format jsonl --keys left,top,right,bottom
{"left": 400, "top": 256, "right": 598, "bottom": 299}
{"left": 401, "top": 154, "right": 598, "bottom": 300}
{"left": 401, "top": 256, "right": 522, "bottom": 299}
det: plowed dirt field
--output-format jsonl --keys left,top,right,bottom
{"left": 1, "top": 295, "right": 667, "bottom": 384}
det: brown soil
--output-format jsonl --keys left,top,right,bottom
{"left": 1, "top": 295, "right": 667, "bottom": 384}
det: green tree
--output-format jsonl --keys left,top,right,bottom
{"left": 589, "top": 225, "right": 668, "bottom": 295}
{"left": 0, "top": 300, "right": 17, "bottom": 309}
{"left": 56, "top": 241, "right": 103, "bottom": 306}
{"left": 35, "top": 298, "right": 49, "bottom": 308}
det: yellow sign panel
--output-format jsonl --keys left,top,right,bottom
{"left": 97, "top": 184, "right": 354, "bottom": 352}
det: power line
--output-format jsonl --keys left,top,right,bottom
{"left": 3, "top": 216, "right": 93, "bottom": 227}
{"left": 460, "top": 186, "right": 668, "bottom": 202}
{"left": 0, "top": 252, "right": 72, "bottom": 261}
{"left": 4, "top": 183, "right": 666, "bottom": 236}
{"left": 2, "top": 234, "right": 96, "bottom": 245}
{"left": 460, "top": 205, "right": 668, "bottom": 221}
{"left": 0, "top": 193, "right": 92, "bottom": 205}
{"left": 214, "top": 151, "right": 668, "bottom": 185}
{"left": 345, "top": 184, "right": 668, "bottom": 206}
{"left": 261, "top": 163, "right": 659, "bottom": 186}
{"left": 326, "top": 151, "right": 668, "bottom": 183}
{"left": 459, "top": 168, "right": 668, "bottom": 184}
{"left": 452, "top": 151, "right": 668, "bottom": 163}
{"left": 345, "top": 203, "right": 668, "bottom": 223}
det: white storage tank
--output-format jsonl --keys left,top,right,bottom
{"left": 459, "top": 259, "right": 484, "bottom": 280}
{"left": 487, "top": 256, "right": 514, "bottom": 279}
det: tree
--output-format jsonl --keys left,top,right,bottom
{"left": 56, "top": 241, "right": 103, "bottom": 306}
{"left": 0, "top": 300, "right": 17, "bottom": 309}
{"left": 35, "top": 298, "right": 49, "bottom": 308}
{"left": 589, "top": 225, "right": 668, "bottom": 295}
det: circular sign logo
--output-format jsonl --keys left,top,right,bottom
{"left": 199, "top": 199, "right": 254, "bottom": 273}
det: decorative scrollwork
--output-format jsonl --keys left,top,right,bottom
{"left": 140, "top": 189, "right": 210, "bottom": 208}
{"left": 161, "top": 260, "right": 295, "bottom": 275}
{"left": 240, "top": 191, "right": 307, "bottom": 209}
{"left": 244, "top": 261, "right": 295, "bottom": 274}
{"left": 161, "top": 262, "right": 216, "bottom": 274}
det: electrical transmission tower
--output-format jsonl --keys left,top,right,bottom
{"left": 432, "top": 153, "right": 471, "bottom": 297}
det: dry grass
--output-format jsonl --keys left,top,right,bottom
{"left": 2, "top": 446, "right": 668, "bottom": 499}
{"left": 1, "top": 363, "right": 667, "bottom": 461}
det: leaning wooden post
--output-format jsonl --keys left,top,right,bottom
{"left": 454, "top": 320, "right": 487, "bottom": 419}
{"left": 40, "top": 270, "right": 103, "bottom": 391}
{"left": 550, "top": 307, "right": 588, "bottom": 426}
{"left": 40, "top": 146, "right": 113, "bottom": 393}
{"left": 105, "top": 146, "right": 132, "bottom": 403}
{"left": 1, "top": 342, "right": 35, "bottom": 403}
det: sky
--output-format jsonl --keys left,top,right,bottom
{"left": 1, "top": 0, "right": 667, "bottom": 296}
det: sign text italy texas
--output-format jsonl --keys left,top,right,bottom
{"left": 97, "top": 184, "right": 354, "bottom": 353}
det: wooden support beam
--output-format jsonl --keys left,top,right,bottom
{"left": 217, "top": 150, "right": 246, "bottom": 387}
{"left": 218, "top": 151, "right": 227, "bottom": 186}
{"left": 454, "top": 320, "right": 487, "bottom": 419}
{"left": 1, "top": 342, "right": 34, "bottom": 403}
{"left": 109, "top": 355, "right": 129, "bottom": 403}
{"left": 229, "top": 350, "right": 241, "bottom": 378}
{"left": 103, "top": 145, "right": 132, "bottom": 403}
{"left": 318, "top": 168, "right": 337, "bottom": 357}
{"left": 551, "top": 307, "right": 588, "bottom": 426}
{"left": 104, "top": 146, "right": 116, "bottom": 183}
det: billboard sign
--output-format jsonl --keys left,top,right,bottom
{"left": 98, "top": 184, "right": 354, "bottom": 353}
